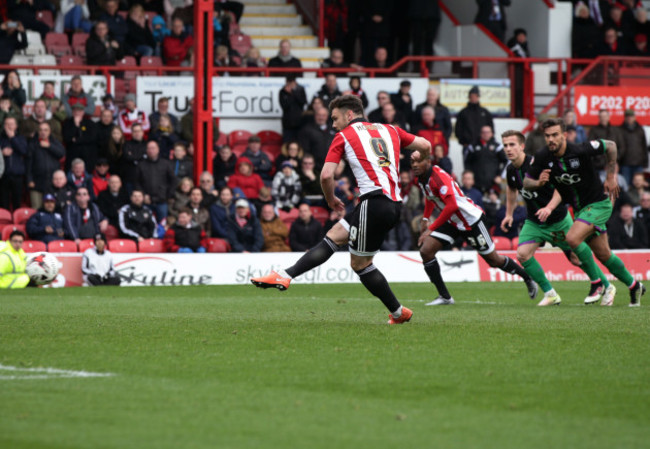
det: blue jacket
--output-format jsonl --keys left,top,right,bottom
{"left": 26, "top": 208, "right": 65, "bottom": 244}
{"left": 0, "top": 131, "right": 28, "bottom": 176}
{"left": 63, "top": 202, "right": 105, "bottom": 240}
{"left": 210, "top": 200, "right": 236, "bottom": 239}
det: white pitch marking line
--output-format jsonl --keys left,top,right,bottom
{"left": 0, "top": 364, "right": 115, "bottom": 380}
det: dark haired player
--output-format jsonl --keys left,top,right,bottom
{"left": 500, "top": 130, "right": 609, "bottom": 306}
{"left": 411, "top": 147, "right": 538, "bottom": 305}
{"left": 252, "top": 95, "right": 432, "bottom": 324}
{"left": 523, "top": 118, "right": 644, "bottom": 307}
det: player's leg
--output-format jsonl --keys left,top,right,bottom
{"left": 421, "top": 224, "right": 455, "bottom": 305}
{"left": 516, "top": 239, "right": 560, "bottom": 306}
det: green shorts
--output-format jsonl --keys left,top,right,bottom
{"left": 574, "top": 199, "right": 613, "bottom": 235}
{"left": 517, "top": 212, "right": 573, "bottom": 251}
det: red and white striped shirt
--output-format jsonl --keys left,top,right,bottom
{"left": 325, "top": 120, "right": 415, "bottom": 201}
{"left": 118, "top": 107, "right": 150, "bottom": 140}
{"left": 418, "top": 165, "right": 483, "bottom": 231}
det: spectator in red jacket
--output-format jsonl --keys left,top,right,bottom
{"left": 163, "top": 208, "right": 208, "bottom": 253}
{"left": 163, "top": 17, "right": 193, "bottom": 67}
{"left": 227, "top": 156, "right": 264, "bottom": 199}
{"left": 92, "top": 158, "right": 111, "bottom": 197}
{"left": 412, "top": 105, "right": 448, "bottom": 155}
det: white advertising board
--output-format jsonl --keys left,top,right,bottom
{"left": 20, "top": 75, "right": 112, "bottom": 113}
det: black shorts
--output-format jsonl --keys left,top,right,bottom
{"left": 341, "top": 193, "right": 401, "bottom": 256}
{"left": 430, "top": 215, "right": 495, "bottom": 255}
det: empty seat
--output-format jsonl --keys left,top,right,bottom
{"left": 48, "top": 240, "right": 78, "bottom": 252}
{"left": 139, "top": 56, "right": 163, "bottom": 75}
{"left": 231, "top": 144, "right": 248, "bottom": 157}
{"left": 45, "top": 32, "right": 72, "bottom": 58}
{"left": 228, "top": 130, "right": 252, "bottom": 147}
{"left": 229, "top": 34, "right": 251, "bottom": 57}
{"left": 78, "top": 239, "right": 95, "bottom": 252}
{"left": 2, "top": 224, "right": 27, "bottom": 241}
{"left": 278, "top": 208, "right": 299, "bottom": 227}
{"left": 215, "top": 131, "right": 228, "bottom": 147}
{"left": 32, "top": 54, "right": 59, "bottom": 75}
{"left": 71, "top": 32, "right": 89, "bottom": 57}
{"left": 116, "top": 56, "right": 138, "bottom": 79}
{"left": 105, "top": 224, "right": 119, "bottom": 241}
{"left": 492, "top": 237, "right": 512, "bottom": 251}
{"left": 23, "top": 240, "right": 47, "bottom": 253}
{"left": 24, "top": 30, "right": 45, "bottom": 56}
{"left": 311, "top": 206, "right": 329, "bottom": 226}
{"left": 59, "top": 55, "right": 85, "bottom": 75}
{"left": 108, "top": 239, "right": 137, "bottom": 253}
{"left": 138, "top": 238, "right": 164, "bottom": 253}
{"left": 262, "top": 148, "right": 277, "bottom": 165}
{"left": 0, "top": 208, "right": 12, "bottom": 224}
{"left": 257, "top": 130, "right": 282, "bottom": 146}
{"left": 207, "top": 238, "right": 231, "bottom": 253}
{"left": 13, "top": 207, "right": 37, "bottom": 225}
{"left": 36, "top": 10, "right": 55, "bottom": 29}
{"left": 114, "top": 79, "right": 137, "bottom": 99}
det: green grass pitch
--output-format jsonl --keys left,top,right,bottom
{"left": 1, "top": 282, "right": 649, "bottom": 449}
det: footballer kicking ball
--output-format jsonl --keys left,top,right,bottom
{"left": 25, "top": 252, "right": 60, "bottom": 285}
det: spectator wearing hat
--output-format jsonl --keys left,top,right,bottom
{"left": 135, "top": 140, "right": 176, "bottom": 221}
{"left": 118, "top": 94, "right": 150, "bottom": 140}
{"left": 86, "top": 20, "right": 124, "bottom": 66}
{"left": 227, "top": 157, "right": 265, "bottom": 200}
{"left": 96, "top": 174, "right": 129, "bottom": 227}
{"left": 390, "top": 80, "right": 414, "bottom": 126}
{"left": 62, "top": 102, "right": 99, "bottom": 171}
{"left": 454, "top": 85, "right": 494, "bottom": 151}
{"left": 241, "top": 135, "right": 273, "bottom": 182}
{"left": 260, "top": 203, "right": 291, "bottom": 252}
{"left": 149, "top": 97, "right": 181, "bottom": 134}
{"left": 26, "top": 194, "right": 65, "bottom": 244}
{"left": 566, "top": 124, "right": 579, "bottom": 144}
{"left": 342, "top": 76, "right": 369, "bottom": 109}
{"left": 26, "top": 120, "right": 65, "bottom": 209}
{"left": 289, "top": 203, "right": 323, "bottom": 252}
{"left": 164, "top": 207, "right": 208, "bottom": 253}
{"left": 92, "top": 158, "right": 111, "bottom": 197}
{"left": 272, "top": 160, "right": 302, "bottom": 212}
{"left": 619, "top": 109, "right": 648, "bottom": 185}
{"left": 225, "top": 199, "right": 263, "bottom": 253}
{"left": 82, "top": 233, "right": 121, "bottom": 286}
{"left": 62, "top": 75, "right": 96, "bottom": 118}
{"left": 118, "top": 189, "right": 157, "bottom": 242}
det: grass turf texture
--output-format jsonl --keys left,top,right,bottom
{"left": 1, "top": 282, "right": 649, "bottom": 449}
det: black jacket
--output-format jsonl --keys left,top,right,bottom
{"left": 85, "top": 33, "right": 124, "bottom": 66}
{"left": 297, "top": 122, "right": 337, "bottom": 170}
{"left": 0, "top": 28, "right": 27, "bottom": 65}
{"left": 97, "top": 188, "right": 129, "bottom": 227}
{"left": 0, "top": 131, "right": 28, "bottom": 176}
{"left": 609, "top": 217, "right": 648, "bottom": 249}
{"left": 62, "top": 117, "right": 99, "bottom": 171}
{"left": 289, "top": 217, "right": 323, "bottom": 251}
{"left": 135, "top": 157, "right": 177, "bottom": 204}
{"left": 465, "top": 137, "right": 506, "bottom": 193}
{"left": 454, "top": 102, "right": 494, "bottom": 147}
{"left": 26, "top": 136, "right": 66, "bottom": 192}
{"left": 315, "top": 84, "right": 342, "bottom": 108}
{"left": 120, "top": 139, "right": 147, "bottom": 185}
{"left": 125, "top": 18, "right": 155, "bottom": 56}
{"left": 118, "top": 203, "right": 157, "bottom": 240}
{"left": 280, "top": 85, "right": 307, "bottom": 130}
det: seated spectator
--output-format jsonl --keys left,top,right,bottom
{"left": 628, "top": 172, "right": 649, "bottom": 206}
{"left": 149, "top": 97, "right": 180, "bottom": 134}
{"left": 609, "top": 203, "right": 648, "bottom": 249}
{"left": 187, "top": 187, "right": 211, "bottom": 234}
{"left": 163, "top": 17, "right": 194, "bottom": 67}
{"left": 62, "top": 75, "right": 96, "bottom": 118}
{"left": 275, "top": 141, "right": 303, "bottom": 172}
{"left": 298, "top": 107, "right": 336, "bottom": 170}
{"left": 92, "top": 159, "right": 111, "bottom": 197}
{"left": 412, "top": 105, "right": 447, "bottom": 154}
{"left": 210, "top": 186, "right": 235, "bottom": 239}
{"left": 118, "top": 189, "right": 157, "bottom": 242}
{"left": 213, "top": 144, "right": 237, "bottom": 188}
{"left": 149, "top": 115, "right": 180, "bottom": 160}
{"left": 260, "top": 204, "right": 290, "bottom": 252}
{"left": 168, "top": 176, "right": 193, "bottom": 220}
{"left": 214, "top": 44, "right": 239, "bottom": 71}
{"left": 597, "top": 26, "right": 629, "bottom": 55}
{"left": 171, "top": 142, "right": 193, "bottom": 181}
{"left": 96, "top": 174, "right": 129, "bottom": 227}
{"left": 164, "top": 208, "right": 208, "bottom": 253}
{"left": 0, "top": 94, "right": 22, "bottom": 128}
{"left": 390, "top": 80, "right": 414, "bottom": 125}
{"left": 413, "top": 87, "right": 452, "bottom": 141}
{"left": 198, "top": 171, "right": 219, "bottom": 207}
{"left": 342, "top": 76, "right": 368, "bottom": 109}
{"left": 151, "top": 15, "right": 170, "bottom": 55}
{"left": 26, "top": 194, "right": 65, "bottom": 244}
{"left": 368, "top": 47, "right": 390, "bottom": 75}
{"left": 1, "top": 70, "right": 26, "bottom": 108}
{"left": 433, "top": 144, "right": 453, "bottom": 175}
{"left": 241, "top": 135, "right": 273, "bottom": 182}
{"left": 86, "top": 20, "right": 124, "bottom": 66}
{"left": 272, "top": 161, "right": 302, "bottom": 212}
{"left": 252, "top": 185, "right": 273, "bottom": 213}
{"left": 39, "top": 81, "right": 67, "bottom": 123}
{"left": 63, "top": 186, "right": 108, "bottom": 244}
{"left": 67, "top": 158, "right": 95, "bottom": 199}
{"left": 125, "top": 4, "right": 155, "bottom": 58}
{"left": 241, "top": 46, "right": 266, "bottom": 71}
{"left": 321, "top": 48, "right": 351, "bottom": 70}
{"left": 460, "top": 170, "right": 484, "bottom": 209}
{"left": 118, "top": 94, "right": 150, "bottom": 140}
{"left": 82, "top": 233, "right": 121, "bottom": 286}
{"left": 99, "top": 0, "right": 128, "bottom": 46}
{"left": 63, "top": 103, "right": 99, "bottom": 171}
{"left": 315, "top": 74, "right": 342, "bottom": 109}
{"left": 21, "top": 99, "right": 63, "bottom": 143}
{"left": 268, "top": 38, "right": 302, "bottom": 69}
{"left": 225, "top": 199, "right": 263, "bottom": 253}
{"left": 0, "top": 116, "right": 28, "bottom": 211}
{"left": 227, "top": 157, "right": 264, "bottom": 200}
{"left": 119, "top": 123, "right": 146, "bottom": 192}
{"left": 58, "top": 0, "right": 92, "bottom": 33}
{"left": 136, "top": 140, "right": 176, "bottom": 221}
{"left": 298, "top": 154, "right": 322, "bottom": 197}
{"left": 289, "top": 203, "right": 322, "bottom": 251}
{"left": 26, "top": 121, "right": 65, "bottom": 210}
{"left": 47, "top": 169, "right": 75, "bottom": 213}
{"left": 0, "top": 20, "right": 27, "bottom": 65}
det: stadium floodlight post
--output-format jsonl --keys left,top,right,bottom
{"left": 193, "top": 0, "right": 215, "bottom": 182}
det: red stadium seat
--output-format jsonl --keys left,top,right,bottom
{"left": 231, "top": 143, "right": 248, "bottom": 157}
{"left": 215, "top": 131, "right": 228, "bottom": 147}
{"left": 229, "top": 34, "right": 252, "bottom": 57}
{"left": 114, "top": 79, "right": 137, "bottom": 100}
{"left": 0, "top": 208, "right": 12, "bottom": 224}
{"left": 139, "top": 56, "right": 164, "bottom": 75}
{"left": 116, "top": 56, "right": 139, "bottom": 79}
{"left": 492, "top": 236, "right": 512, "bottom": 251}
{"left": 228, "top": 130, "right": 252, "bottom": 147}
{"left": 207, "top": 238, "right": 231, "bottom": 253}
{"left": 108, "top": 239, "right": 137, "bottom": 253}
{"left": 257, "top": 130, "right": 283, "bottom": 146}
{"left": 105, "top": 224, "right": 119, "bottom": 241}
{"left": 45, "top": 32, "right": 71, "bottom": 58}
{"left": 71, "top": 32, "right": 89, "bottom": 57}
{"left": 78, "top": 238, "right": 95, "bottom": 252}
{"left": 511, "top": 237, "right": 519, "bottom": 248}
{"left": 138, "top": 238, "right": 164, "bottom": 253}
{"left": 23, "top": 240, "right": 47, "bottom": 253}
{"left": 48, "top": 240, "right": 78, "bottom": 252}
{"left": 60, "top": 54, "right": 85, "bottom": 75}
{"left": 262, "top": 148, "right": 277, "bottom": 165}
{"left": 278, "top": 208, "right": 299, "bottom": 227}
{"left": 36, "top": 10, "right": 54, "bottom": 29}
{"left": 311, "top": 206, "right": 329, "bottom": 226}
{"left": 262, "top": 144, "right": 282, "bottom": 158}
{"left": 13, "top": 207, "right": 37, "bottom": 225}
{"left": 2, "top": 225, "right": 27, "bottom": 241}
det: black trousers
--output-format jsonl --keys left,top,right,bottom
{"left": 0, "top": 175, "right": 24, "bottom": 211}
{"left": 87, "top": 274, "right": 121, "bottom": 286}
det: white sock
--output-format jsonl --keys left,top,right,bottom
{"left": 392, "top": 306, "right": 403, "bottom": 318}
{"left": 545, "top": 289, "right": 557, "bottom": 297}
{"left": 278, "top": 269, "right": 292, "bottom": 279}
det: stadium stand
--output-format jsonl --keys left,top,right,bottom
{"left": 72, "top": 33, "right": 90, "bottom": 58}
{"left": 78, "top": 239, "right": 95, "bottom": 253}
{"left": 45, "top": 33, "right": 72, "bottom": 59}
{"left": 492, "top": 237, "right": 512, "bottom": 251}
{"left": 48, "top": 240, "right": 78, "bottom": 252}
{"left": 138, "top": 238, "right": 165, "bottom": 253}
{"left": 2, "top": 225, "right": 27, "bottom": 241}
{"left": 140, "top": 56, "right": 164, "bottom": 76}
{"left": 108, "top": 239, "right": 138, "bottom": 253}
{"left": 23, "top": 240, "right": 47, "bottom": 253}
{"left": 36, "top": 10, "right": 54, "bottom": 29}
{"left": 310, "top": 206, "right": 329, "bottom": 226}
{"left": 104, "top": 225, "right": 120, "bottom": 242}
{"left": 60, "top": 55, "right": 85, "bottom": 75}
{"left": 116, "top": 56, "right": 139, "bottom": 80}
{"left": 13, "top": 208, "right": 37, "bottom": 226}
{"left": 0, "top": 209, "right": 12, "bottom": 224}
{"left": 207, "top": 238, "right": 231, "bottom": 253}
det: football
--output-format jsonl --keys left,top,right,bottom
{"left": 25, "top": 252, "right": 60, "bottom": 285}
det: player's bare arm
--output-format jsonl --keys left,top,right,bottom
{"left": 500, "top": 185, "right": 518, "bottom": 232}
{"left": 603, "top": 139, "right": 620, "bottom": 200}
{"left": 320, "top": 161, "right": 346, "bottom": 213}
{"left": 522, "top": 169, "right": 551, "bottom": 190}
{"left": 536, "top": 189, "right": 562, "bottom": 223}
{"left": 405, "top": 136, "right": 432, "bottom": 154}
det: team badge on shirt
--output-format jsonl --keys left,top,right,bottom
{"left": 569, "top": 158, "right": 580, "bottom": 169}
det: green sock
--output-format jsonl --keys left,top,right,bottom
{"left": 522, "top": 258, "right": 553, "bottom": 293}
{"left": 604, "top": 254, "right": 635, "bottom": 287}
{"left": 573, "top": 243, "right": 610, "bottom": 287}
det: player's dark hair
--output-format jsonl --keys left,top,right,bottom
{"left": 9, "top": 230, "right": 25, "bottom": 240}
{"left": 541, "top": 118, "right": 566, "bottom": 132}
{"left": 179, "top": 207, "right": 193, "bottom": 216}
{"left": 328, "top": 95, "right": 364, "bottom": 116}
{"left": 190, "top": 187, "right": 203, "bottom": 196}
{"left": 501, "top": 130, "right": 526, "bottom": 144}
{"left": 131, "top": 189, "right": 144, "bottom": 196}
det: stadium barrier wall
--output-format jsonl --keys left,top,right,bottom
{"left": 44, "top": 250, "right": 650, "bottom": 288}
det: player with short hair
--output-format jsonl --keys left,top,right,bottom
{"left": 411, "top": 147, "right": 538, "bottom": 305}
{"left": 0, "top": 230, "right": 29, "bottom": 289}
{"left": 252, "top": 95, "right": 432, "bottom": 324}
{"left": 524, "top": 118, "right": 644, "bottom": 306}
{"left": 500, "top": 130, "right": 610, "bottom": 306}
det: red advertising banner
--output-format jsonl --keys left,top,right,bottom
{"left": 574, "top": 86, "right": 650, "bottom": 126}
